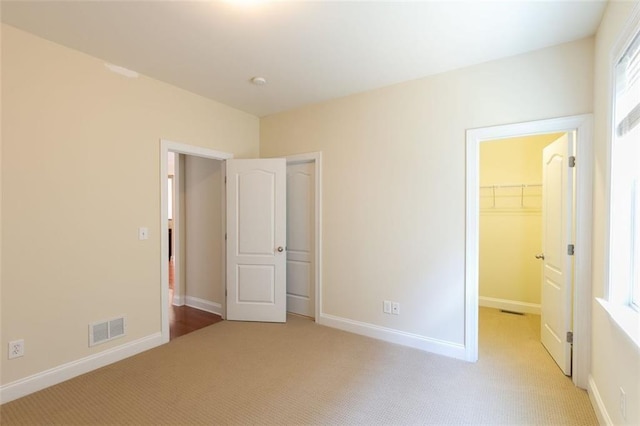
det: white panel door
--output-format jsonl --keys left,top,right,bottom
{"left": 541, "top": 133, "right": 574, "bottom": 375}
{"left": 286, "top": 162, "right": 315, "bottom": 317}
{"left": 226, "top": 159, "right": 287, "bottom": 322}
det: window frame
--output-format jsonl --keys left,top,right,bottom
{"left": 632, "top": 178, "right": 639, "bottom": 310}
{"left": 610, "top": 20, "right": 640, "bottom": 310}
{"left": 600, "top": 6, "right": 640, "bottom": 349}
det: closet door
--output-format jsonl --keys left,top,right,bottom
{"left": 286, "top": 161, "right": 315, "bottom": 318}
{"left": 540, "top": 133, "right": 574, "bottom": 376}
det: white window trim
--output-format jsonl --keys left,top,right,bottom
{"left": 602, "top": 3, "right": 640, "bottom": 350}
{"left": 595, "top": 298, "right": 640, "bottom": 348}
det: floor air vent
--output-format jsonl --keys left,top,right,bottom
{"left": 89, "top": 316, "right": 126, "bottom": 347}
{"left": 500, "top": 309, "right": 524, "bottom": 316}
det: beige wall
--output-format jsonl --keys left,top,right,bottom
{"left": 261, "top": 38, "right": 593, "bottom": 344}
{"left": 4, "top": 7, "right": 638, "bottom": 421}
{"left": 479, "top": 134, "right": 562, "bottom": 306}
{"left": 0, "top": 25, "right": 259, "bottom": 385}
{"left": 591, "top": 1, "right": 640, "bottom": 424}
{"left": 184, "top": 156, "right": 224, "bottom": 306}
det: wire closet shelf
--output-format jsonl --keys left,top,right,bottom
{"left": 480, "top": 183, "right": 542, "bottom": 209}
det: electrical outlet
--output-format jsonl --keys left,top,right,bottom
{"left": 620, "top": 387, "right": 626, "bottom": 419}
{"left": 8, "top": 339, "right": 24, "bottom": 359}
{"left": 392, "top": 302, "right": 400, "bottom": 315}
{"left": 138, "top": 227, "right": 149, "bottom": 240}
{"left": 383, "top": 300, "right": 392, "bottom": 314}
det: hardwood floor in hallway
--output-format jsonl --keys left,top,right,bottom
{"left": 168, "top": 259, "right": 222, "bottom": 340}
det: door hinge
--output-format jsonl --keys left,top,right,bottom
{"left": 569, "top": 156, "right": 576, "bottom": 168}
{"left": 566, "top": 331, "right": 573, "bottom": 344}
{"left": 568, "top": 244, "right": 575, "bottom": 256}
{"left": 224, "top": 176, "right": 227, "bottom": 184}
{"left": 225, "top": 288, "right": 227, "bottom": 297}
{"left": 225, "top": 233, "right": 227, "bottom": 241}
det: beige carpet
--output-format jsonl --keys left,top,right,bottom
{"left": 1, "top": 308, "right": 597, "bottom": 425}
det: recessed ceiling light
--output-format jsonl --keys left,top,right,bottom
{"left": 250, "top": 76, "right": 267, "bottom": 86}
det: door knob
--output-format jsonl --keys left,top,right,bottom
{"left": 535, "top": 253, "right": 545, "bottom": 260}
{"left": 277, "top": 246, "right": 284, "bottom": 253}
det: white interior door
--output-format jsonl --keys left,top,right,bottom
{"left": 540, "top": 133, "right": 574, "bottom": 375}
{"left": 286, "top": 162, "right": 315, "bottom": 317}
{"left": 226, "top": 159, "right": 287, "bottom": 322}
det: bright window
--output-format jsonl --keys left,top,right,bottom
{"left": 610, "top": 26, "right": 640, "bottom": 311}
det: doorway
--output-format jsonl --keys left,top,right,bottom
{"left": 478, "top": 132, "right": 572, "bottom": 373}
{"left": 161, "top": 142, "right": 324, "bottom": 337}
{"left": 286, "top": 153, "right": 321, "bottom": 320}
{"left": 465, "top": 115, "right": 593, "bottom": 389}
{"left": 167, "top": 153, "right": 225, "bottom": 340}
{"left": 160, "top": 140, "right": 233, "bottom": 343}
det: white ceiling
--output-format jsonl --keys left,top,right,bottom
{"left": 1, "top": 1, "right": 607, "bottom": 117}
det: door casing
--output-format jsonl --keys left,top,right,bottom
{"left": 160, "top": 139, "right": 233, "bottom": 343}
{"left": 161, "top": 143, "right": 324, "bottom": 337}
{"left": 465, "top": 114, "right": 593, "bottom": 389}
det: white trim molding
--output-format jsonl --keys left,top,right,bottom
{"left": 0, "top": 333, "right": 162, "bottom": 404}
{"left": 319, "top": 314, "right": 466, "bottom": 360}
{"left": 300, "top": 148, "right": 467, "bottom": 360}
{"left": 588, "top": 375, "right": 613, "bottom": 426}
{"left": 479, "top": 297, "right": 541, "bottom": 315}
{"left": 185, "top": 296, "right": 223, "bottom": 316}
{"left": 160, "top": 139, "right": 233, "bottom": 343}
{"left": 466, "top": 114, "right": 593, "bottom": 389}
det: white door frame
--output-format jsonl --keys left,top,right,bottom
{"left": 160, "top": 139, "right": 233, "bottom": 343}
{"left": 170, "top": 154, "right": 184, "bottom": 307}
{"left": 465, "top": 115, "right": 593, "bottom": 388}
{"left": 285, "top": 152, "right": 323, "bottom": 323}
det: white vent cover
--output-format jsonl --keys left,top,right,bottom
{"left": 89, "top": 316, "right": 126, "bottom": 347}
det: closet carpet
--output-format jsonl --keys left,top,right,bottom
{"left": 1, "top": 308, "right": 597, "bottom": 425}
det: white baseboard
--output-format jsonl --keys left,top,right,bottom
{"left": 588, "top": 374, "right": 613, "bottom": 426}
{"left": 319, "top": 313, "right": 466, "bottom": 360}
{"left": 479, "top": 296, "right": 541, "bottom": 315}
{"left": 0, "top": 332, "right": 163, "bottom": 404}
{"left": 185, "top": 296, "right": 222, "bottom": 316}
{"left": 172, "top": 294, "right": 185, "bottom": 306}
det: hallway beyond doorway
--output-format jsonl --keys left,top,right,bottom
{"left": 169, "top": 260, "right": 222, "bottom": 340}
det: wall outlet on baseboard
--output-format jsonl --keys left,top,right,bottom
{"left": 8, "top": 339, "right": 24, "bottom": 359}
